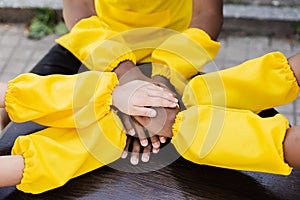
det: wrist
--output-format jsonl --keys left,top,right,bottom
{"left": 113, "top": 60, "right": 136, "bottom": 80}
{"left": 115, "top": 63, "right": 151, "bottom": 85}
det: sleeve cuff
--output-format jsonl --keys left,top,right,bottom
{"left": 84, "top": 39, "right": 137, "bottom": 72}
{"left": 151, "top": 28, "right": 220, "bottom": 94}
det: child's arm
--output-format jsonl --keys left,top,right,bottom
{"left": 189, "top": 0, "right": 223, "bottom": 40}
{"left": 62, "top": 0, "right": 96, "bottom": 30}
{"left": 3, "top": 71, "right": 176, "bottom": 129}
{"left": 0, "top": 155, "right": 24, "bottom": 187}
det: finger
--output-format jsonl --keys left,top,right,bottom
{"left": 141, "top": 144, "right": 151, "bottom": 163}
{"left": 152, "top": 147, "right": 160, "bottom": 154}
{"left": 121, "top": 136, "right": 132, "bottom": 159}
{"left": 147, "top": 88, "right": 178, "bottom": 102}
{"left": 133, "top": 119, "right": 149, "bottom": 147}
{"left": 130, "top": 138, "right": 140, "bottom": 165}
{"left": 159, "top": 136, "right": 167, "bottom": 143}
{"left": 133, "top": 93, "right": 178, "bottom": 108}
{"left": 143, "top": 97, "right": 178, "bottom": 108}
{"left": 149, "top": 135, "right": 160, "bottom": 149}
{"left": 146, "top": 84, "right": 177, "bottom": 97}
{"left": 131, "top": 107, "right": 157, "bottom": 117}
{"left": 119, "top": 114, "right": 135, "bottom": 136}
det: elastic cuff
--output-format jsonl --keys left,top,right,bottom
{"left": 94, "top": 72, "right": 119, "bottom": 117}
{"left": 12, "top": 136, "right": 39, "bottom": 194}
{"left": 183, "top": 28, "right": 220, "bottom": 58}
{"left": 108, "top": 51, "right": 137, "bottom": 72}
{"left": 5, "top": 77, "right": 22, "bottom": 121}
{"left": 84, "top": 40, "right": 137, "bottom": 72}
{"left": 171, "top": 112, "right": 183, "bottom": 140}
{"left": 151, "top": 64, "right": 171, "bottom": 79}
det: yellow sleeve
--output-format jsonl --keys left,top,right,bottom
{"left": 56, "top": 16, "right": 136, "bottom": 72}
{"left": 12, "top": 110, "right": 126, "bottom": 194}
{"left": 171, "top": 105, "right": 292, "bottom": 175}
{"left": 5, "top": 71, "right": 119, "bottom": 128}
{"left": 182, "top": 52, "right": 300, "bottom": 113}
{"left": 151, "top": 28, "right": 220, "bottom": 95}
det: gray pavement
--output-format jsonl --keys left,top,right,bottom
{"left": 0, "top": 23, "right": 300, "bottom": 125}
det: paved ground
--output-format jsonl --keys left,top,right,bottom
{"left": 0, "top": 23, "right": 300, "bottom": 125}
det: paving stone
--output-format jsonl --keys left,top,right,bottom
{"left": 0, "top": 0, "right": 62, "bottom": 9}
{"left": 4, "top": 58, "right": 27, "bottom": 74}
{"left": 248, "top": 36, "right": 271, "bottom": 59}
{"left": 270, "top": 38, "right": 293, "bottom": 51}
{"left": 9, "top": 47, "right": 33, "bottom": 61}
{"left": 223, "top": 37, "right": 251, "bottom": 64}
{"left": 0, "top": 59, "right": 5, "bottom": 71}
{"left": 0, "top": 71, "right": 19, "bottom": 82}
{"left": 0, "top": 45, "right": 14, "bottom": 59}
{"left": 224, "top": 0, "right": 300, "bottom": 7}
{"left": 0, "top": 34, "right": 21, "bottom": 46}
{"left": 224, "top": 4, "right": 300, "bottom": 21}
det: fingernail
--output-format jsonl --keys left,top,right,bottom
{"left": 141, "top": 139, "right": 148, "bottom": 147}
{"left": 127, "top": 129, "right": 135, "bottom": 136}
{"left": 141, "top": 154, "right": 149, "bottom": 162}
{"left": 121, "top": 151, "right": 128, "bottom": 159}
{"left": 130, "top": 156, "right": 139, "bottom": 165}
{"left": 149, "top": 110, "right": 156, "bottom": 117}
{"left": 152, "top": 141, "right": 160, "bottom": 148}
{"left": 152, "top": 148, "right": 160, "bottom": 154}
{"left": 160, "top": 137, "right": 166, "bottom": 143}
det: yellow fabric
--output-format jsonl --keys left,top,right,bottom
{"left": 6, "top": 71, "right": 119, "bottom": 128}
{"left": 94, "top": 0, "right": 192, "bottom": 32}
{"left": 171, "top": 105, "right": 292, "bottom": 175}
{"left": 56, "top": 16, "right": 137, "bottom": 71}
{"left": 56, "top": 0, "right": 193, "bottom": 67}
{"left": 151, "top": 28, "right": 221, "bottom": 95}
{"left": 12, "top": 111, "right": 126, "bottom": 194}
{"left": 171, "top": 52, "right": 300, "bottom": 175}
{"left": 183, "top": 52, "right": 300, "bottom": 112}
{"left": 6, "top": 71, "right": 126, "bottom": 194}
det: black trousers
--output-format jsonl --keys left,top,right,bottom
{"left": 30, "top": 44, "right": 87, "bottom": 75}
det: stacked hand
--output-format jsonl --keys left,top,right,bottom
{"left": 112, "top": 61, "right": 180, "bottom": 165}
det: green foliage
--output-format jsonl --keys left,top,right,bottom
{"left": 295, "top": 22, "right": 300, "bottom": 42}
{"left": 28, "top": 8, "right": 68, "bottom": 40}
{"left": 54, "top": 21, "right": 69, "bottom": 35}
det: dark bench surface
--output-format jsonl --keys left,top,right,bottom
{"left": 0, "top": 121, "right": 300, "bottom": 200}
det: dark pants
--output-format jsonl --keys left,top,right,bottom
{"left": 30, "top": 44, "right": 87, "bottom": 75}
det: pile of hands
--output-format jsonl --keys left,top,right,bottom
{"left": 112, "top": 61, "right": 180, "bottom": 165}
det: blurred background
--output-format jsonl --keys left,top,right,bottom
{"left": 0, "top": 0, "right": 300, "bottom": 124}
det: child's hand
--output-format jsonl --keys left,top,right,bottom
{"left": 112, "top": 80, "right": 178, "bottom": 117}
{"left": 134, "top": 106, "right": 180, "bottom": 139}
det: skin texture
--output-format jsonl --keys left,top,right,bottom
{"left": 189, "top": 0, "right": 223, "bottom": 40}
{"left": 62, "top": 0, "right": 96, "bottom": 30}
